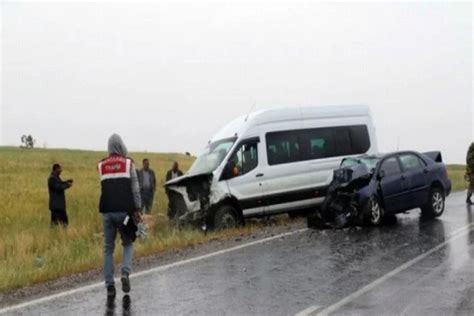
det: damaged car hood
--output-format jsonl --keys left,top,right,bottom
{"left": 332, "top": 163, "right": 373, "bottom": 189}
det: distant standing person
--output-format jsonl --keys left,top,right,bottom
{"left": 137, "top": 158, "right": 157, "bottom": 214}
{"left": 48, "top": 163, "right": 73, "bottom": 227}
{"left": 466, "top": 142, "right": 474, "bottom": 205}
{"left": 166, "top": 161, "right": 184, "bottom": 219}
{"left": 166, "top": 161, "right": 183, "bottom": 181}
{"left": 98, "top": 134, "right": 141, "bottom": 298}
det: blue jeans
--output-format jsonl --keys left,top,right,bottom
{"left": 102, "top": 212, "right": 133, "bottom": 287}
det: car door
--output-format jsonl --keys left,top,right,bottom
{"left": 378, "top": 156, "right": 406, "bottom": 213}
{"left": 224, "top": 139, "right": 266, "bottom": 217}
{"left": 399, "top": 153, "right": 429, "bottom": 209}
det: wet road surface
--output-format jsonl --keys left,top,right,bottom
{"left": 2, "top": 192, "right": 473, "bottom": 315}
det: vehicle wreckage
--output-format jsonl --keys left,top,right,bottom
{"left": 165, "top": 106, "right": 379, "bottom": 230}
{"left": 307, "top": 158, "right": 377, "bottom": 229}
{"left": 307, "top": 151, "right": 451, "bottom": 229}
{"left": 165, "top": 172, "right": 214, "bottom": 226}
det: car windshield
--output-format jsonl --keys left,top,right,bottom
{"left": 188, "top": 137, "right": 237, "bottom": 175}
{"left": 341, "top": 157, "right": 380, "bottom": 170}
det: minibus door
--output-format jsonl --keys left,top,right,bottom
{"left": 224, "top": 139, "right": 266, "bottom": 216}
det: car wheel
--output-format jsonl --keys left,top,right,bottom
{"left": 213, "top": 205, "right": 240, "bottom": 230}
{"left": 365, "top": 197, "right": 384, "bottom": 226}
{"left": 422, "top": 187, "right": 445, "bottom": 218}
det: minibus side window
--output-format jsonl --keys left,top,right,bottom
{"left": 266, "top": 125, "right": 370, "bottom": 165}
{"left": 349, "top": 125, "right": 371, "bottom": 153}
{"left": 299, "top": 128, "right": 336, "bottom": 160}
{"left": 266, "top": 131, "right": 301, "bottom": 165}
{"left": 335, "top": 128, "right": 352, "bottom": 156}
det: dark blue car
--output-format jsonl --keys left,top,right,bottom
{"left": 310, "top": 151, "right": 452, "bottom": 228}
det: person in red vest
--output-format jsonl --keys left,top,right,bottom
{"left": 98, "top": 134, "right": 141, "bottom": 299}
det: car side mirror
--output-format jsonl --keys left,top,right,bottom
{"left": 377, "top": 170, "right": 385, "bottom": 180}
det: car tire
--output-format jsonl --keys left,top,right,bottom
{"left": 365, "top": 196, "right": 384, "bottom": 226}
{"left": 212, "top": 205, "right": 240, "bottom": 230}
{"left": 421, "top": 187, "right": 445, "bottom": 218}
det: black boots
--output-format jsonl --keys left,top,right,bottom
{"left": 121, "top": 273, "right": 131, "bottom": 293}
{"left": 467, "top": 192, "right": 473, "bottom": 205}
{"left": 107, "top": 285, "right": 116, "bottom": 299}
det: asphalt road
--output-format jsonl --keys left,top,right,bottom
{"left": 2, "top": 191, "right": 473, "bottom": 316}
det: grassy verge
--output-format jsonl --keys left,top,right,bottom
{"left": 0, "top": 147, "right": 468, "bottom": 293}
{"left": 447, "top": 165, "right": 467, "bottom": 192}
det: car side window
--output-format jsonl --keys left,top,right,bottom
{"left": 228, "top": 142, "right": 258, "bottom": 178}
{"left": 399, "top": 154, "right": 424, "bottom": 172}
{"left": 380, "top": 157, "right": 402, "bottom": 177}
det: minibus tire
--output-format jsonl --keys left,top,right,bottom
{"left": 213, "top": 205, "right": 239, "bottom": 230}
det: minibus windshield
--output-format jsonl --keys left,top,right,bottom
{"left": 188, "top": 137, "right": 237, "bottom": 175}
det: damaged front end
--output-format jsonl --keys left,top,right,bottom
{"left": 165, "top": 173, "right": 214, "bottom": 226}
{"left": 309, "top": 163, "right": 375, "bottom": 229}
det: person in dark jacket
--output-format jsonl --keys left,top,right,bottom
{"left": 48, "top": 164, "right": 73, "bottom": 227}
{"left": 166, "top": 161, "right": 183, "bottom": 181}
{"left": 137, "top": 158, "right": 157, "bottom": 214}
{"left": 165, "top": 161, "right": 184, "bottom": 219}
{"left": 98, "top": 134, "right": 141, "bottom": 299}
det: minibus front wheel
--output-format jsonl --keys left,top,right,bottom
{"left": 212, "top": 205, "right": 241, "bottom": 230}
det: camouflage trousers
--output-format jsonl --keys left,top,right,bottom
{"left": 466, "top": 172, "right": 474, "bottom": 191}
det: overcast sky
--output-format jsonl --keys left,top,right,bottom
{"left": 1, "top": 1, "right": 472, "bottom": 163}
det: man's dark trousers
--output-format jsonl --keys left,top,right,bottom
{"left": 50, "top": 208, "right": 68, "bottom": 227}
{"left": 141, "top": 189, "right": 154, "bottom": 214}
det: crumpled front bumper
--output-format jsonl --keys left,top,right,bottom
{"left": 167, "top": 187, "right": 208, "bottom": 222}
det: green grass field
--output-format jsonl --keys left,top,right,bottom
{"left": 0, "top": 146, "right": 468, "bottom": 292}
{"left": 448, "top": 164, "right": 468, "bottom": 192}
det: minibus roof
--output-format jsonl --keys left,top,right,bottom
{"left": 211, "top": 105, "right": 371, "bottom": 143}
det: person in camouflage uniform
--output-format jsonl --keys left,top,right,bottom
{"left": 465, "top": 142, "right": 474, "bottom": 204}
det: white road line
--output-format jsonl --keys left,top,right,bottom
{"left": 314, "top": 222, "right": 474, "bottom": 316}
{"left": 0, "top": 228, "right": 308, "bottom": 315}
{"left": 295, "top": 305, "right": 321, "bottom": 316}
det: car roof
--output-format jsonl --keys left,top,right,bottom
{"left": 355, "top": 151, "right": 423, "bottom": 160}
